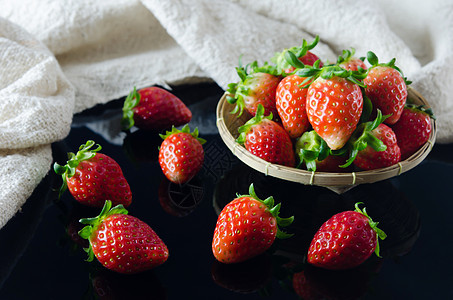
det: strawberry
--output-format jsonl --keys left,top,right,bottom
{"left": 54, "top": 140, "right": 132, "bottom": 208}
{"left": 158, "top": 125, "right": 206, "bottom": 184}
{"left": 272, "top": 35, "right": 324, "bottom": 74}
{"left": 363, "top": 51, "right": 408, "bottom": 125}
{"left": 78, "top": 200, "right": 169, "bottom": 274}
{"left": 212, "top": 184, "right": 293, "bottom": 264}
{"left": 121, "top": 86, "right": 192, "bottom": 131}
{"left": 295, "top": 130, "right": 353, "bottom": 172}
{"left": 275, "top": 74, "right": 311, "bottom": 139}
{"left": 307, "top": 202, "right": 386, "bottom": 270}
{"left": 354, "top": 123, "right": 401, "bottom": 170}
{"left": 236, "top": 104, "right": 296, "bottom": 167}
{"left": 298, "top": 64, "right": 365, "bottom": 150}
{"left": 391, "top": 104, "right": 435, "bottom": 160}
{"left": 337, "top": 48, "right": 367, "bottom": 71}
{"left": 226, "top": 60, "right": 281, "bottom": 117}
{"left": 336, "top": 110, "right": 400, "bottom": 170}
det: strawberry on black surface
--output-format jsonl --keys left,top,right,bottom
{"left": 307, "top": 202, "right": 387, "bottom": 270}
{"left": 121, "top": 86, "right": 192, "bottom": 131}
{"left": 78, "top": 200, "right": 169, "bottom": 274}
{"left": 54, "top": 140, "right": 132, "bottom": 208}
{"left": 212, "top": 184, "right": 294, "bottom": 264}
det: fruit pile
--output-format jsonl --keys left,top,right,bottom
{"left": 226, "top": 36, "right": 435, "bottom": 172}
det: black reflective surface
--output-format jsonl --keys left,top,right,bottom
{"left": 0, "top": 82, "right": 452, "bottom": 299}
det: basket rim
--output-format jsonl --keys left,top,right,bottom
{"left": 216, "top": 87, "right": 436, "bottom": 191}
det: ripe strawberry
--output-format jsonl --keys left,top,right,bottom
{"left": 79, "top": 200, "right": 169, "bottom": 274}
{"left": 363, "top": 51, "right": 408, "bottom": 125}
{"left": 237, "top": 104, "right": 296, "bottom": 167}
{"left": 226, "top": 60, "right": 281, "bottom": 117}
{"left": 303, "top": 68, "right": 364, "bottom": 150}
{"left": 54, "top": 141, "right": 132, "bottom": 208}
{"left": 272, "top": 35, "right": 324, "bottom": 74}
{"left": 307, "top": 202, "right": 386, "bottom": 270}
{"left": 121, "top": 86, "right": 192, "bottom": 131}
{"left": 158, "top": 125, "right": 206, "bottom": 184}
{"left": 212, "top": 184, "right": 293, "bottom": 264}
{"left": 275, "top": 74, "right": 311, "bottom": 139}
{"left": 337, "top": 48, "right": 367, "bottom": 71}
{"left": 354, "top": 123, "right": 401, "bottom": 170}
{"left": 391, "top": 104, "right": 435, "bottom": 160}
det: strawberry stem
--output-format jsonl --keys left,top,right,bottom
{"left": 354, "top": 202, "right": 387, "bottom": 257}
{"left": 121, "top": 86, "right": 141, "bottom": 131}
{"left": 53, "top": 140, "right": 102, "bottom": 199}
{"left": 159, "top": 124, "right": 206, "bottom": 145}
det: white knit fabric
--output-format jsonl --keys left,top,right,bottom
{"left": 0, "top": 0, "right": 452, "bottom": 228}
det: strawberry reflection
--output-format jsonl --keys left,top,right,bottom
{"left": 211, "top": 253, "right": 273, "bottom": 295}
{"left": 158, "top": 176, "right": 204, "bottom": 217}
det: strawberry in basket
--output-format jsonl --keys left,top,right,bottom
{"left": 226, "top": 60, "right": 281, "bottom": 118}
{"left": 391, "top": 104, "right": 435, "bottom": 160}
{"left": 236, "top": 104, "right": 296, "bottom": 167}
{"left": 272, "top": 35, "right": 324, "bottom": 75}
{"left": 363, "top": 51, "right": 409, "bottom": 125}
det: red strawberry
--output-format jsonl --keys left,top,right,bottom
{"left": 158, "top": 125, "right": 205, "bottom": 184}
{"left": 121, "top": 86, "right": 192, "bottom": 131}
{"left": 304, "top": 71, "right": 363, "bottom": 150}
{"left": 337, "top": 48, "right": 367, "bottom": 71}
{"left": 237, "top": 104, "right": 296, "bottom": 167}
{"left": 354, "top": 123, "right": 401, "bottom": 170}
{"left": 212, "top": 184, "right": 293, "bottom": 264}
{"left": 79, "top": 200, "right": 169, "bottom": 274}
{"left": 391, "top": 104, "right": 434, "bottom": 160}
{"left": 54, "top": 141, "right": 132, "bottom": 208}
{"left": 307, "top": 202, "right": 386, "bottom": 270}
{"left": 272, "top": 35, "right": 324, "bottom": 74}
{"left": 363, "top": 51, "right": 408, "bottom": 125}
{"left": 275, "top": 74, "right": 311, "bottom": 139}
{"left": 227, "top": 61, "right": 281, "bottom": 118}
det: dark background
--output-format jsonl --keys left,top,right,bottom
{"left": 0, "top": 82, "right": 452, "bottom": 299}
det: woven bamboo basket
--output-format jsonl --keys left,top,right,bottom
{"left": 216, "top": 88, "right": 436, "bottom": 194}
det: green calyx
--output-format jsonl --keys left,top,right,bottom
{"left": 236, "top": 104, "right": 272, "bottom": 144}
{"left": 354, "top": 202, "right": 387, "bottom": 257}
{"left": 238, "top": 184, "right": 294, "bottom": 239}
{"left": 78, "top": 200, "right": 129, "bottom": 262}
{"left": 294, "top": 62, "right": 367, "bottom": 88}
{"left": 406, "top": 103, "right": 436, "bottom": 120}
{"left": 338, "top": 109, "right": 390, "bottom": 168}
{"left": 159, "top": 124, "right": 206, "bottom": 145}
{"left": 336, "top": 48, "right": 366, "bottom": 68}
{"left": 53, "top": 140, "right": 102, "bottom": 199}
{"left": 366, "top": 51, "right": 411, "bottom": 85}
{"left": 227, "top": 57, "right": 280, "bottom": 117}
{"left": 271, "top": 35, "right": 320, "bottom": 75}
{"left": 121, "top": 86, "right": 141, "bottom": 131}
{"left": 294, "top": 130, "right": 329, "bottom": 172}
